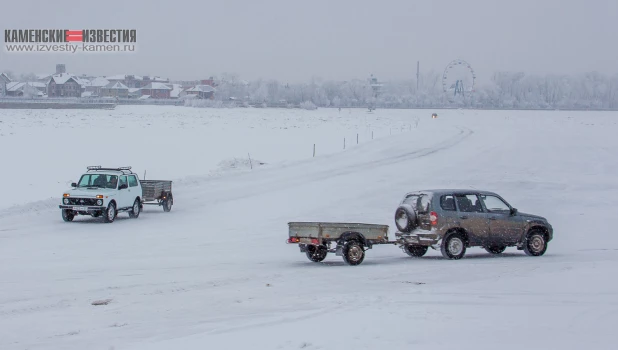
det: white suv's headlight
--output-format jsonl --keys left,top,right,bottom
{"left": 96, "top": 199, "right": 103, "bottom": 206}
{"left": 63, "top": 198, "right": 69, "bottom": 204}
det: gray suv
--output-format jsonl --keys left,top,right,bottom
{"left": 393, "top": 189, "right": 553, "bottom": 259}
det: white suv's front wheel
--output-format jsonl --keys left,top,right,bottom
{"left": 103, "top": 202, "right": 116, "bottom": 223}
{"left": 62, "top": 209, "right": 74, "bottom": 222}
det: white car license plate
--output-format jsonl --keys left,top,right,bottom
{"left": 73, "top": 206, "right": 86, "bottom": 211}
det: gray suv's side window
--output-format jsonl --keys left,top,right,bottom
{"left": 440, "top": 195, "right": 456, "bottom": 211}
{"left": 455, "top": 194, "right": 484, "bottom": 213}
{"left": 481, "top": 195, "right": 510, "bottom": 213}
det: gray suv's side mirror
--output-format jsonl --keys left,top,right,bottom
{"left": 510, "top": 207, "right": 518, "bottom": 215}
{"left": 71, "top": 182, "right": 77, "bottom": 187}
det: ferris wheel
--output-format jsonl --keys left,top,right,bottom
{"left": 442, "top": 59, "right": 476, "bottom": 96}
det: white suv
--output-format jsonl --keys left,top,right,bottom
{"left": 59, "top": 166, "right": 142, "bottom": 223}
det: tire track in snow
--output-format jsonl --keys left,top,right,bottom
{"left": 184, "top": 125, "right": 474, "bottom": 206}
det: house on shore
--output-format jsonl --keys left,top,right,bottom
{"left": 140, "top": 82, "right": 172, "bottom": 99}
{"left": 185, "top": 85, "right": 216, "bottom": 99}
{"left": 0, "top": 73, "right": 11, "bottom": 96}
{"left": 46, "top": 73, "right": 84, "bottom": 98}
{"left": 100, "top": 81, "right": 129, "bottom": 98}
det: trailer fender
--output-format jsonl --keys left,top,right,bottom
{"left": 335, "top": 232, "right": 368, "bottom": 256}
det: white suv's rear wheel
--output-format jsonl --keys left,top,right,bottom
{"left": 129, "top": 198, "right": 140, "bottom": 218}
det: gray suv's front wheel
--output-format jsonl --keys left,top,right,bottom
{"left": 524, "top": 230, "right": 547, "bottom": 256}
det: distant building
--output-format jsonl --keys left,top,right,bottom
{"left": 85, "top": 77, "right": 110, "bottom": 96}
{"left": 5, "top": 82, "right": 46, "bottom": 97}
{"left": 0, "top": 73, "right": 11, "bottom": 96}
{"left": 185, "top": 85, "right": 215, "bottom": 99}
{"left": 100, "top": 81, "right": 129, "bottom": 98}
{"left": 140, "top": 82, "right": 172, "bottom": 99}
{"left": 169, "top": 84, "right": 185, "bottom": 99}
{"left": 105, "top": 74, "right": 170, "bottom": 89}
{"left": 128, "top": 88, "right": 141, "bottom": 99}
{"left": 47, "top": 73, "right": 83, "bottom": 98}
{"left": 201, "top": 77, "right": 216, "bottom": 87}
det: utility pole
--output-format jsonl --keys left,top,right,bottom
{"left": 416, "top": 61, "right": 420, "bottom": 91}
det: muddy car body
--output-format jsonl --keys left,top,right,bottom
{"left": 394, "top": 189, "right": 553, "bottom": 259}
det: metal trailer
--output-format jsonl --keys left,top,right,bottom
{"left": 287, "top": 222, "right": 396, "bottom": 265}
{"left": 140, "top": 180, "right": 173, "bottom": 212}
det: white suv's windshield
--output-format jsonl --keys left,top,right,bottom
{"left": 77, "top": 174, "right": 118, "bottom": 189}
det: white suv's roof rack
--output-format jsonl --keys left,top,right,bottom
{"left": 86, "top": 166, "right": 134, "bottom": 174}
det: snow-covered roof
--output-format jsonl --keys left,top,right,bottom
{"left": 27, "top": 82, "right": 46, "bottom": 88}
{"left": 186, "top": 85, "right": 216, "bottom": 93}
{"left": 49, "top": 73, "right": 81, "bottom": 85}
{"left": 105, "top": 74, "right": 144, "bottom": 81}
{"left": 104, "top": 81, "right": 129, "bottom": 90}
{"left": 81, "top": 91, "right": 94, "bottom": 97}
{"left": 170, "top": 84, "right": 184, "bottom": 98}
{"left": 141, "top": 82, "right": 172, "bottom": 90}
{"left": 139, "top": 95, "right": 151, "bottom": 99}
{"left": 6, "top": 82, "right": 47, "bottom": 91}
{"left": 36, "top": 73, "right": 51, "bottom": 80}
{"left": 6, "top": 82, "right": 24, "bottom": 91}
{"left": 0, "top": 73, "right": 11, "bottom": 82}
{"left": 128, "top": 88, "right": 140, "bottom": 93}
{"left": 75, "top": 77, "right": 91, "bottom": 86}
{"left": 90, "top": 77, "right": 110, "bottom": 87}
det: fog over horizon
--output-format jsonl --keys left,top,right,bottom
{"left": 1, "top": 0, "right": 616, "bottom": 83}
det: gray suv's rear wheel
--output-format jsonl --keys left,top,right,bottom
{"left": 404, "top": 245, "right": 428, "bottom": 257}
{"left": 485, "top": 246, "right": 506, "bottom": 254}
{"left": 441, "top": 232, "right": 466, "bottom": 259}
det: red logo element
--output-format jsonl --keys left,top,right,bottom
{"left": 65, "top": 30, "right": 83, "bottom": 42}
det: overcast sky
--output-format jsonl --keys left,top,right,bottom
{"left": 1, "top": 0, "right": 616, "bottom": 83}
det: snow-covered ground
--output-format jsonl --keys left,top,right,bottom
{"left": 0, "top": 106, "right": 617, "bottom": 350}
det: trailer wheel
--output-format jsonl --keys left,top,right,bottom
{"left": 163, "top": 193, "right": 173, "bottom": 212}
{"left": 404, "top": 245, "right": 428, "bottom": 257}
{"left": 62, "top": 209, "right": 74, "bottom": 222}
{"left": 342, "top": 240, "right": 365, "bottom": 266}
{"left": 306, "top": 245, "right": 327, "bottom": 262}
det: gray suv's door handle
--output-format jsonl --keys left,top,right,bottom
{"left": 460, "top": 215, "right": 468, "bottom": 219}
